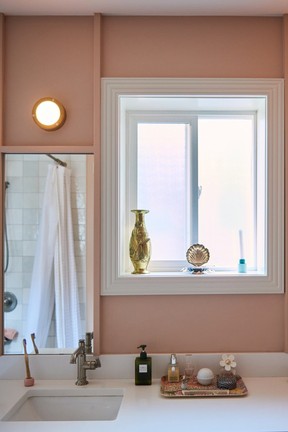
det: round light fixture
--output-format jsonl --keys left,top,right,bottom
{"left": 32, "top": 97, "right": 66, "bottom": 131}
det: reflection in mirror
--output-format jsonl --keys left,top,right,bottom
{"left": 3, "top": 154, "right": 91, "bottom": 354}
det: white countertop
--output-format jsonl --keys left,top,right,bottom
{"left": 1, "top": 377, "right": 288, "bottom": 432}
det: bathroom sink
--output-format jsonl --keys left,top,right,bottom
{"left": 2, "top": 387, "right": 123, "bottom": 422}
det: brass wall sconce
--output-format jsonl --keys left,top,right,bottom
{"left": 32, "top": 97, "right": 66, "bottom": 131}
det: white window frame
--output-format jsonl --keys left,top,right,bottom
{"left": 127, "top": 111, "right": 260, "bottom": 272}
{"left": 101, "top": 78, "right": 284, "bottom": 295}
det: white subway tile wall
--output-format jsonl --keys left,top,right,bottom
{"left": 4, "top": 154, "right": 86, "bottom": 353}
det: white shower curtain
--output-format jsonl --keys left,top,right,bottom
{"left": 26, "top": 164, "right": 81, "bottom": 350}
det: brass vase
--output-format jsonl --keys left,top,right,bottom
{"left": 129, "top": 210, "right": 151, "bottom": 274}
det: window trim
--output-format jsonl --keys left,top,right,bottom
{"left": 101, "top": 78, "right": 284, "bottom": 295}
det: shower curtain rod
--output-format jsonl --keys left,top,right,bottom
{"left": 46, "top": 154, "right": 67, "bottom": 167}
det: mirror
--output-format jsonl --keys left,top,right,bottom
{"left": 3, "top": 154, "right": 93, "bottom": 354}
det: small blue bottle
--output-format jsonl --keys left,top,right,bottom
{"left": 238, "top": 258, "right": 247, "bottom": 273}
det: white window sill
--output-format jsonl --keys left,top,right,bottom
{"left": 123, "top": 271, "right": 262, "bottom": 277}
{"left": 101, "top": 271, "right": 283, "bottom": 296}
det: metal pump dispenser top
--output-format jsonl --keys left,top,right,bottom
{"left": 170, "top": 354, "right": 177, "bottom": 364}
{"left": 137, "top": 344, "right": 147, "bottom": 359}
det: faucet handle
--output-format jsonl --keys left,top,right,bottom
{"left": 85, "top": 332, "right": 94, "bottom": 354}
{"left": 86, "top": 357, "right": 101, "bottom": 369}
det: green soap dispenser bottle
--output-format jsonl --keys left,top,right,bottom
{"left": 135, "top": 344, "right": 152, "bottom": 385}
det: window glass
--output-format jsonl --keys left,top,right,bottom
{"left": 137, "top": 123, "right": 187, "bottom": 260}
{"left": 136, "top": 115, "right": 257, "bottom": 271}
{"left": 198, "top": 116, "right": 255, "bottom": 269}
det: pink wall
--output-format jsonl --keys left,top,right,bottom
{"left": 4, "top": 17, "right": 94, "bottom": 147}
{"left": 0, "top": 14, "right": 286, "bottom": 355}
{"left": 101, "top": 16, "right": 283, "bottom": 78}
{"left": 100, "top": 16, "right": 285, "bottom": 354}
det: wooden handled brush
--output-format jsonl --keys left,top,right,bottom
{"left": 23, "top": 338, "right": 34, "bottom": 387}
{"left": 31, "top": 333, "right": 39, "bottom": 354}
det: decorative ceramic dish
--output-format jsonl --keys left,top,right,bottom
{"left": 186, "top": 244, "right": 210, "bottom": 267}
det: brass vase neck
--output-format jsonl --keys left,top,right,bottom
{"left": 131, "top": 209, "right": 149, "bottom": 223}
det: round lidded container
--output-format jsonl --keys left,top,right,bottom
{"left": 196, "top": 368, "right": 214, "bottom": 385}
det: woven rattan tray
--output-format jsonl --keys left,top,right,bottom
{"left": 160, "top": 375, "right": 248, "bottom": 398}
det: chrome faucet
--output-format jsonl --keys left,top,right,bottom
{"left": 70, "top": 335, "right": 101, "bottom": 386}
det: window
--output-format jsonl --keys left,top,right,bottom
{"left": 101, "top": 78, "right": 284, "bottom": 295}
{"left": 130, "top": 113, "right": 259, "bottom": 272}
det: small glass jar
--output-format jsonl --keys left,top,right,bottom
{"left": 184, "top": 354, "right": 195, "bottom": 379}
{"left": 217, "top": 367, "right": 237, "bottom": 390}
